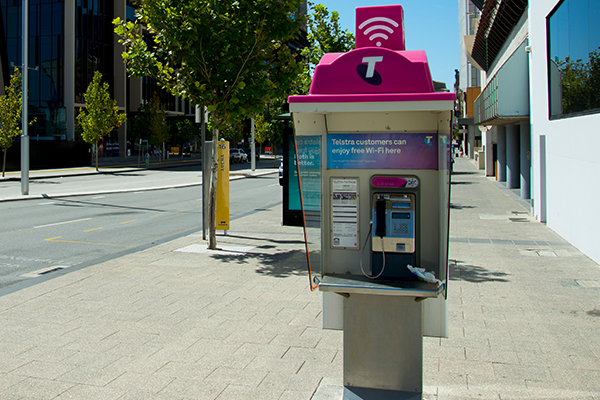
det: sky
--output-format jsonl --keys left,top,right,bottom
{"left": 317, "top": 0, "right": 459, "bottom": 90}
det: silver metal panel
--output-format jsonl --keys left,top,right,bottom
{"left": 319, "top": 275, "right": 442, "bottom": 298}
{"left": 343, "top": 386, "right": 422, "bottom": 399}
{"left": 474, "top": 41, "right": 530, "bottom": 125}
{"left": 326, "top": 111, "right": 440, "bottom": 133}
{"left": 292, "top": 112, "right": 327, "bottom": 136}
{"left": 322, "top": 169, "right": 444, "bottom": 279}
{"left": 344, "top": 294, "right": 423, "bottom": 392}
{"left": 422, "top": 295, "right": 448, "bottom": 338}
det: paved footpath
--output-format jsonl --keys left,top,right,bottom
{"left": 424, "top": 158, "right": 600, "bottom": 400}
{"left": 0, "top": 158, "right": 598, "bottom": 399}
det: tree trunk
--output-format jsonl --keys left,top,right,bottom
{"left": 2, "top": 150, "right": 6, "bottom": 178}
{"left": 95, "top": 140, "right": 99, "bottom": 171}
{"left": 208, "top": 120, "right": 219, "bottom": 250}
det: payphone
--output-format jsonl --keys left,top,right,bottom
{"left": 289, "top": 4, "right": 454, "bottom": 398}
{"left": 370, "top": 191, "right": 417, "bottom": 280}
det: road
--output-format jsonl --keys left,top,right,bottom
{"left": 0, "top": 170, "right": 282, "bottom": 290}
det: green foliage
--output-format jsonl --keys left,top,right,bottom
{"left": 145, "top": 95, "right": 170, "bottom": 147}
{"left": 203, "top": 112, "right": 245, "bottom": 144}
{"left": 217, "top": 116, "right": 245, "bottom": 145}
{"left": 170, "top": 116, "right": 197, "bottom": 146}
{"left": 0, "top": 67, "right": 25, "bottom": 176}
{"left": 114, "top": 0, "right": 303, "bottom": 129}
{"left": 295, "top": 2, "right": 355, "bottom": 95}
{"left": 115, "top": 1, "right": 304, "bottom": 249}
{"left": 557, "top": 48, "right": 600, "bottom": 114}
{"left": 0, "top": 67, "right": 24, "bottom": 151}
{"left": 264, "top": 99, "right": 287, "bottom": 147}
{"left": 77, "top": 71, "right": 126, "bottom": 170}
{"left": 254, "top": 113, "right": 268, "bottom": 145}
{"left": 129, "top": 106, "right": 152, "bottom": 143}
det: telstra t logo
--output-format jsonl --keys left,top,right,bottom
{"left": 357, "top": 56, "right": 383, "bottom": 85}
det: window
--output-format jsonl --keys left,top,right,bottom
{"left": 0, "top": 0, "right": 65, "bottom": 138}
{"left": 74, "top": 0, "right": 114, "bottom": 102}
{"left": 548, "top": 0, "right": 600, "bottom": 118}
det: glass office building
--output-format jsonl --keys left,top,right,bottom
{"left": 0, "top": 0, "right": 190, "bottom": 168}
{"left": 0, "top": 0, "right": 305, "bottom": 169}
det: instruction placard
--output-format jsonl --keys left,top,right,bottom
{"left": 331, "top": 178, "right": 359, "bottom": 248}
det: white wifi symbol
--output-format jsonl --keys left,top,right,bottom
{"left": 358, "top": 17, "right": 400, "bottom": 47}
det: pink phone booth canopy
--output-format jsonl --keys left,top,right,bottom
{"left": 289, "top": 5, "right": 454, "bottom": 103}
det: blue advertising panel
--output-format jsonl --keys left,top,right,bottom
{"left": 287, "top": 136, "right": 301, "bottom": 211}
{"left": 327, "top": 133, "right": 438, "bottom": 170}
{"left": 296, "top": 136, "right": 322, "bottom": 211}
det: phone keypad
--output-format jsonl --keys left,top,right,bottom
{"left": 393, "top": 222, "right": 409, "bottom": 236}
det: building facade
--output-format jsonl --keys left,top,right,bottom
{"left": 1, "top": 0, "right": 307, "bottom": 169}
{"left": 463, "top": 0, "right": 600, "bottom": 264}
{"left": 529, "top": 0, "right": 600, "bottom": 264}
{"left": 0, "top": 0, "right": 193, "bottom": 169}
{"left": 457, "top": 0, "right": 482, "bottom": 161}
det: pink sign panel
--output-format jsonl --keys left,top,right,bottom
{"left": 355, "top": 5, "right": 405, "bottom": 51}
{"left": 371, "top": 176, "right": 419, "bottom": 188}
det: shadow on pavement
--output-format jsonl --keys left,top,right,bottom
{"left": 450, "top": 203, "right": 476, "bottom": 210}
{"left": 451, "top": 180, "right": 475, "bottom": 185}
{"left": 211, "top": 249, "right": 308, "bottom": 278}
{"left": 451, "top": 171, "right": 479, "bottom": 176}
{"left": 449, "top": 261, "right": 510, "bottom": 283}
{"left": 223, "top": 234, "right": 305, "bottom": 246}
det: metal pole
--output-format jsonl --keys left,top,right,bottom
{"left": 21, "top": 0, "right": 29, "bottom": 195}
{"left": 250, "top": 118, "right": 255, "bottom": 171}
{"left": 197, "top": 105, "right": 207, "bottom": 240}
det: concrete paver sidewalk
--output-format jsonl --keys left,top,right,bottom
{"left": 0, "top": 206, "right": 339, "bottom": 399}
{"left": 423, "top": 159, "right": 600, "bottom": 399}
{"left": 0, "top": 158, "right": 598, "bottom": 399}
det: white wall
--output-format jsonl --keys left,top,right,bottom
{"left": 529, "top": 1, "right": 600, "bottom": 264}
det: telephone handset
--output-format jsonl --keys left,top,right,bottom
{"left": 374, "top": 197, "right": 387, "bottom": 237}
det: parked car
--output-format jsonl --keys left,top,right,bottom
{"left": 230, "top": 148, "right": 248, "bottom": 163}
{"left": 278, "top": 161, "right": 283, "bottom": 186}
{"left": 243, "top": 148, "right": 260, "bottom": 162}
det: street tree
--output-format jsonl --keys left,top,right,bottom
{"left": 253, "top": 3, "right": 354, "bottom": 166}
{"left": 296, "top": 2, "right": 355, "bottom": 94}
{"left": 114, "top": 0, "right": 303, "bottom": 249}
{"left": 146, "top": 94, "right": 170, "bottom": 165}
{"left": 77, "top": 71, "right": 126, "bottom": 171}
{"left": 0, "top": 68, "right": 27, "bottom": 177}
{"left": 253, "top": 113, "right": 268, "bottom": 155}
{"left": 170, "top": 116, "right": 198, "bottom": 155}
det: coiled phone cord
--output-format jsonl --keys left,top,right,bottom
{"left": 360, "top": 222, "right": 387, "bottom": 279}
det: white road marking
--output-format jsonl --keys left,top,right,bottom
{"left": 39, "top": 201, "right": 58, "bottom": 205}
{"left": 34, "top": 218, "right": 92, "bottom": 229}
{"left": 92, "top": 196, "right": 105, "bottom": 199}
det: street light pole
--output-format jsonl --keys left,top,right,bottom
{"left": 250, "top": 118, "right": 255, "bottom": 171}
{"left": 196, "top": 105, "right": 208, "bottom": 240}
{"left": 21, "top": 0, "right": 29, "bottom": 195}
